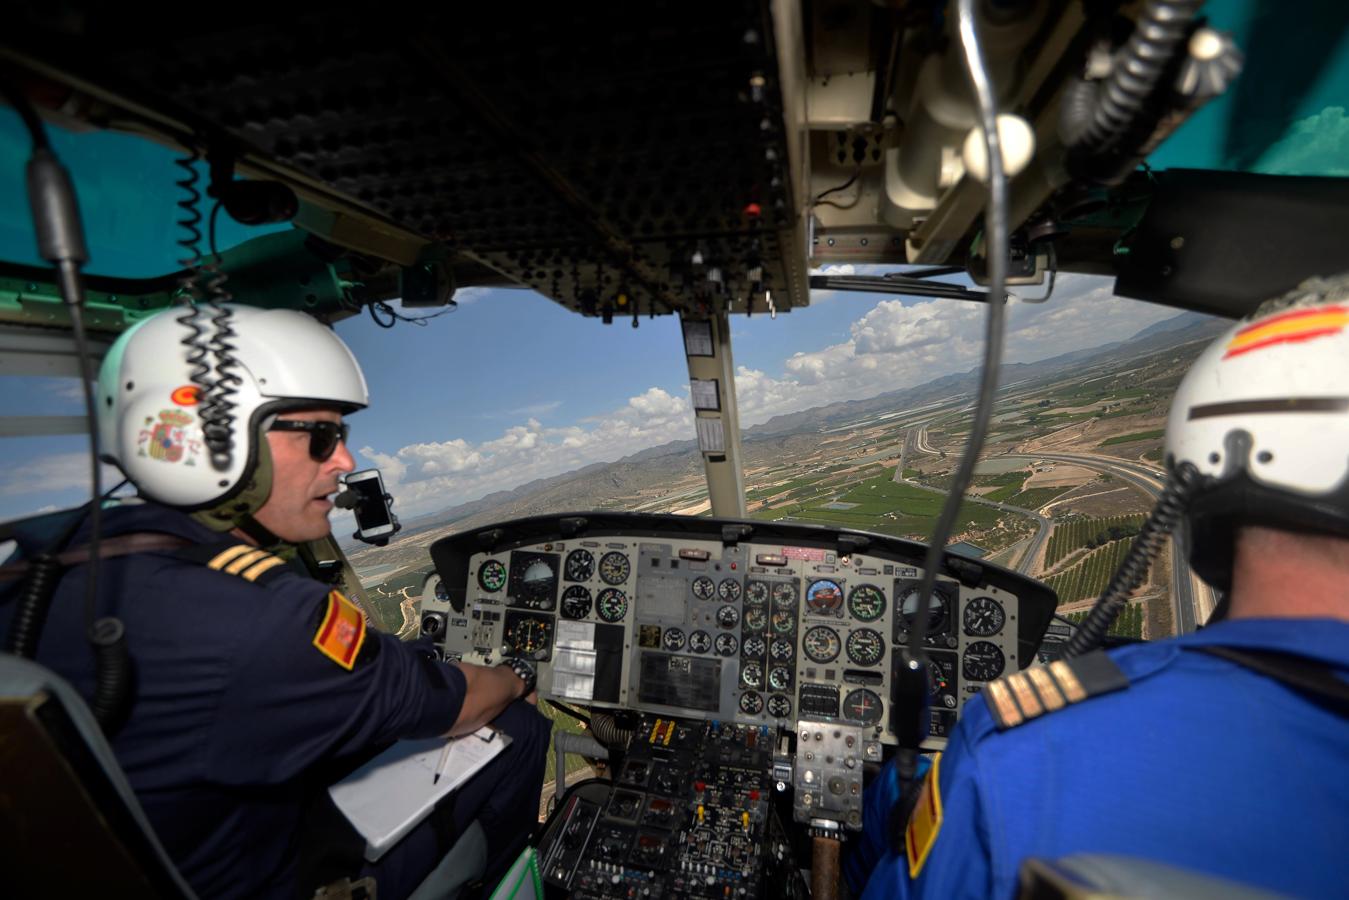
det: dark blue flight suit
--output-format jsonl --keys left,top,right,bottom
{"left": 856, "top": 618, "right": 1349, "bottom": 899}
{"left": 1, "top": 501, "right": 550, "bottom": 900}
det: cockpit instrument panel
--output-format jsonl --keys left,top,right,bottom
{"left": 427, "top": 513, "right": 1056, "bottom": 751}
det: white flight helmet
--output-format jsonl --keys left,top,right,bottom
{"left": 98, "top": 304, "right": 368, "bottom": 515}
{"left": 1166, "top": 273, "right": 1349, "bottom": 590}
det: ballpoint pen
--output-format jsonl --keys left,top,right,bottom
{"left": 432, "top": 740, "right": 452, "bottom": 785}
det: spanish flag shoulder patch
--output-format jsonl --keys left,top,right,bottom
{"left": 906, "top": 753, "right": 943, "bottom": 879}
{"left": 313, "top": 590, "right": 368, "bottom": 671}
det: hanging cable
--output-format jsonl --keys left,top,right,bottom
{"left": 811, "top": 162, "right": 863, "bottom": 206}
{"left": 367, "top": 299, "right": 456, "bottom": 328}
{"left": 2, "top": 77, "right": 131, "bottom": 730}
{"left": 890, "top": 0, "right": 1012, "bottom": 852}
{"left": 908, "top": 0, "right": 1010, "bottom": 667}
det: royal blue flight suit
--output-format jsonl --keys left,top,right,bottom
{"left": 1, "top": 500, "right": 551, "bottom": 900}
{"left": 856, "top": 618, "right": 1349, "bottom": 899}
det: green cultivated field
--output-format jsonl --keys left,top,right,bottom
{"left": 1045, "top": 515, "right": 1145, "bottom": 568}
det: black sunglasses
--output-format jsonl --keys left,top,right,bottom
{"left": 268, "top": 419, "right": 350, "bottom": 461}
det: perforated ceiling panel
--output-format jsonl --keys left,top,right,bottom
{"left": 8, "top": 4, "right": 809, "bottom": 318}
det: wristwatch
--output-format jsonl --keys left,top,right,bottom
{"left": 499, "top": 657, "right": 537, "bottom": 697}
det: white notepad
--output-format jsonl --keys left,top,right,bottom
{"left": 329, "top": 727, "right": 511, "bottom": 862}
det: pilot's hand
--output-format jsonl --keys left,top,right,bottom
{"left": 524, "top": 690, "right": 538, "bottom": 706}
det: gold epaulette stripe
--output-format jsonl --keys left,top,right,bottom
{"left": 240, "top": 556, "right": 287, "bottom": 582}
{"left": 1026, "top": 666, "right": 1066, "bottom": 711}
{"left": 1049, "top": 660, "right": 1087, "bottom": 703}
{"left": 205, "top": 544, "right": 285, "bottom": 583}
{"left": 984, "top": 679, "right": 1022, "bottom": 727}
{"left": 986, "top": 659, "right": 1111, "bottom": 729}
{"left": 1006, "top": 672, "right": 1043, "bottom": 719}
{"left": 224, "top": 549, "right": 271, "bottom": 575}
{"left": 206, "top": 545, "right": 256, "bottom": 571}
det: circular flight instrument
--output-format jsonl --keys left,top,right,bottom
{"left": 517, "top": 558, "right": 557, "bottom": 607}
{"left": 803, "top": 625, "right": 841, "bottom": 663}
{"left": 743, "top": 607, "right": 768, "bottom": 632}
{"left": 741, "top": 662, "right": 764, "bottom": 689}
{"left": 739, "top": 691, "right": 764, "bottom": 715}
{"left": 714, "top": 633, "right": 739, "bottom": 656}
{"left": 769, "top": 638, "right": 795, "bottom": 663}
{"left": 963, "top": 596, "right": 1006, "bottom": 636}
{"left": 766, "top": 694, "right": 793, "bottom": 719}
{"left": 771, "top": 582, "right": 798, "bottom": 609}
{"left": 806, "top": 579, "right": 844, "bottom": 615}
{"left": 689, "top": 630, "right": 712, "bottom": 654}
{"left": 717, "top": 605, "right": 740, "bottom": 629}
{"left": 663, "top": 628, "right": 686, "bottom": 652}
{"left": 847, "top": 584, "right": 886, "bottom": 622}
{"left": 771, "top": 610, "right": 796, "bottom": 635}
{"left": 962, "top": 641, "right": 1006, "bottom": 681}
{"left": 895, "top": 581, "right": 951, "bottom": 635}
{"left": 845, "top": 628, "right": 885, "bottom": 666}
{"left": 564, "top": 549, "right": 595, "bottom": 582}
{"left": 927, "top": 661, "right": 950, "bottom": 699}
{"left": 742, "top": 635, "right": 767, "bottom": 658}
{"left": 745, "top": 581, "right": 769, "bottom": 606}
{"left": 560, "top": 585, "right": 593, "bottom": 619}
{"left": 842, "top": 688, "right": 883, "bottom": 726}
{"left": 768, "top": 666, "right": 792, "bottom": 692}
{"left": 599, "top": 552, "right": 631, "bottom": 585}
{"left": 596, "top": 588, "right": 628, "bottom": 622}
{"left": 718, "top": 578, "right": 742, "bottom": 602}
{"left": 691, "top": 576, "right": 716, "bottom": 601}
{"left": 478, "top": 559, "right": 507, "bottom": 593}
{"left": 505, "top": 617, "right": 552, "bottom": 656}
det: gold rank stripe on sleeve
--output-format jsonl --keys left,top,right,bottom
{"left": 984, "top": 652, "right": 1130, "bottom": 730}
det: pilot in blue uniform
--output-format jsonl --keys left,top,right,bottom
{"left": 854, "top": 280, "right": 1349, "bottom": 898}
{"left": 2, "top": 306, "right": 550, "bottom": 900}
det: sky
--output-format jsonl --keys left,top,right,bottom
{"left": 0, "top": 270, "right": 1185, "bottom": 525}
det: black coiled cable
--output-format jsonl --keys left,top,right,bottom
{"left": 174, "top": 149, "right": 239, "bottom": 471}
{"left": 4, "top": 554, "right": 62, "bottom": 658}
{"left": 1061, "top": 0, "right": 1202, "bottom": 153}
{"left": 88, "top": 616, "right": 132, "bottom": 732}
{"left": 1062, "top": 461, "right": 1204, "bottom": 658}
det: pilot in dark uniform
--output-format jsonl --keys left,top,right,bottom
{"left": 855, "top": 279, "right": 1349, "bottom": 898}
{"left": 3, "top": 305, "right": 550, "bottom": 900}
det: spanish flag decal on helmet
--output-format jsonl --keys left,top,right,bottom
{"left": 1224, "top": 305, "right": 1349, "bottom": 359}
{"left": 906, "top": 752, "right": 944, "bottom": 878}
{"left": 314, "top": 590, "right": 367, "bottom": 670}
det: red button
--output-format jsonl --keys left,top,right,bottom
{"left": 750, "top": 790, "right": 760, "bottom": 801}
{"left": 695, "top": 781, "right": 706, "bottom": 792}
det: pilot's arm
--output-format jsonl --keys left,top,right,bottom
{"left": 859, "top": 708, "right": 997, "bottom": 899}
{"left": 448, "top": 661, "right": 531, "bottom": 735}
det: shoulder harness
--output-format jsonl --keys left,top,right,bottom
{"left": 982, "top": 651, "right": 1130, "bottom": 730}
{"left": 174, "top": 541, "right": 294, "bottom": 587}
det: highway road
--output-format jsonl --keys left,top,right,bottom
{"left": 903, "top": 424, "right": 1049, "bottom": 576}
{"left": 911, "top": 420, "right": 1210, "bottom": 634}
{"left": 1004, "top": 450, "right": 1213, "bottom": 634}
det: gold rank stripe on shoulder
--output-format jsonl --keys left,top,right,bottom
{"left": 206, "top": 545, "right": 288, "bottom": 583}
{"left": 983, "top": 651, "right": 1130, "bottom": 730}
